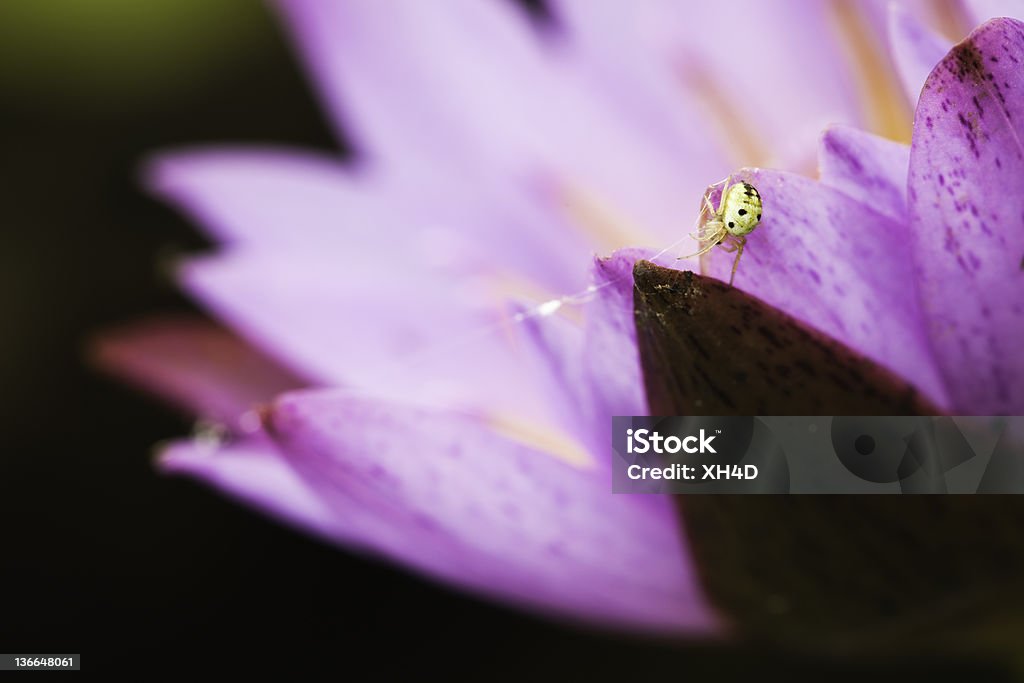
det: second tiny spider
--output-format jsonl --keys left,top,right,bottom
{"left": 678, "top": 176, "right": 762, "bottom": 286}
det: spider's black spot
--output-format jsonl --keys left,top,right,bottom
{"left": 757, "top": 213, "right": 762, "bottom": 220}
{"left": 728, "top": 221, "right": 735, "bottom": 228}
{"left": 738, "top": 209, "right": 747, "bottom": 216}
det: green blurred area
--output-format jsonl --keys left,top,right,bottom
{"left": 0, "top": 0, "right": 276, "bottom": 108}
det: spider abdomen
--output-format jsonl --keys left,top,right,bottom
{"left": 721, "top": 182, "right": 762, "bottom": 236}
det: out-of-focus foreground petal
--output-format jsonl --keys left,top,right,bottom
{"left": 908, "top": 17, "right": 1024, "bottom": 414}
{"left": 91, "top": 316, "right": 305, "bottom": 429}
{"left": 888, "top": 4, "right": 954, "bottom": 105}
{"left": 818, "top": 124, "right": 910, "bottom": 222}
{"left": 261, "top": 389, "right": 721, "bottom": 634}
{"left": 700, "top": 169, "right": 950, "bottom": 407}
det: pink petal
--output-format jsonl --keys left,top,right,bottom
{"left": 274, "top": 0, "right": 724, "bottom": 245}
{"left": 160, "top": 436, "right": 347, "bottom": 543}
{"left": 147, "top": 148, "right": 588, "bottom": 293}
{"left": 179, "top": 248, "right": 553, "bottom": 425}
{"left": 907, "top": 18, "right": 1024, "bottom": 413}
{"left": 581, "top": 249, "right": 652, "bottom": 459}
{"left": 701, "top": 170, "right": 950, "bottom": 407}
{"left": 264, "top": 389, "right": 721, "bottom": 633}
{"left": 554, "top": 0, "right": 862, "bottom": 168}
{"left": 963, "top": 0, "right": 1024, "bottom": 26}
{"left": 91, "top": 316, "right": 304, "bottom": 429}
{"left": 273, "top": 0, "right": 548, "bottom": 169}
{"left": 818, "top": 124, "right": 911, "bottom": 222}
{"left": 507, "top": 301, "right": 588, "bottom": 436}
{"left": 888, "top": 4, "right": 953, "bottom": 105}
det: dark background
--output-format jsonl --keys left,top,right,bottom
{"left": 0, "top": 1, "right": 1013, "bottom": 678}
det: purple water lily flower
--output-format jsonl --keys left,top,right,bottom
{"left": 97, "top": 1, "right": 1023, "bottom": 637}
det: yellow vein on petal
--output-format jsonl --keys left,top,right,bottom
{"left": 486, "top": 413, "right": 595, "bottom": 469}
{"left": 674, "top": 60, "right": 770, "bottom": 169}
{"left": 831, "top": 0, "right": 913, "bottom": 143}
{"left": 557, "top": 181, "right": 663, "bottom": 253}
{"left": 929, "top": 0, "right": 974, "bottom": 41}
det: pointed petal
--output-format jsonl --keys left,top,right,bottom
{"left": 907, "top": 18, "right": 1024, "bottom": 413}
{"left": 818, "top": 124, "right": 911, "bottom": 222}
{"left": 888, "top": 4, "right": 953, "bottom": 105}
{"left": 264, "top": 390, "right": 721, "bottom": 633}
{"left": 701, "top": 170, "right": 950, "bottom": 407}
{"left": 273, "top": 0, "right": 550, "bottom": 168}
{"left": 147, "top": 148, "right": 588, "bottom": 293}
{"left": 274, "top": 0, "right": 724, "bottom": 245}
{"left": 91, "top": 316, "right": 304, "bottom": 428}
{"left": 159, "top": 437, "right": 348, "bottom": 543}
{"left": 179, "top": 248, "right": 551, "bottom": 423}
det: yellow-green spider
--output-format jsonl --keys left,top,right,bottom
{"left": 678, "top": 176, "right": 762, "bottom": 286}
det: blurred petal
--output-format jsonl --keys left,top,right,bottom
{"left": 818, "top": 124, "right": 910, "bottom": 222}
{"left": 91, "top": 316, "right": 304, "bottom": 429}
{"left": 179, "top": 248, "right": 550, "bottom": 422}
{"left": 274, "top": 0, "right": 723, "bottom": 245}
{"left": 701, "top": 170, "right": 950, "bottom": 407}
{"left": 554, "top": 0, "right": 862, "bottom": 167}
{"left": 160, "top": 437, "right": 346, "bottom": 542}
{"left": 147, "top": 148, "right": 588, "bottom": 293}
{"left": 508, "top": 301, "right": 588, "bottom": 434}
{"left": 888, "top": 4, "right": 953, "bottom": 104}
{"left": 907, "top": 18, "right": 1024, "bottom": 413}
{"left": 265, "top": 389, "right": 720, "bottom": 633}
{"left": 581, "top": 249, "right": 652, "bottom": 461}
{"left": 273, "top": 0, "right": 547, "bottom": 168}
{"left": 962, "top": 0, "right": 1024, "bottom": 26}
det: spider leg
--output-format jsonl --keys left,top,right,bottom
{"left": 677, "top": 240, "right": 721, "bottom": 260}
{"left": 689, "top": 218, "right": 725, "bottom": 242}
{"left": 702, "top": 193, "right": 717, "bottom": 218}
{"left": 717, "top": 237, "right": 740, "bottom": 253}
{"left": 712, "top": 175, "right": 734, "bottom": 215}
{"left": 728, "top": 237, "right": 747, "bottom": 286}
{"left": 678, "top": 225, "right": 726, "bottom": 260}
{"left": 706, "top": 175, "right": 733, "bottom": 193}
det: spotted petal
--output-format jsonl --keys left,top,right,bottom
{"left": 700, "top": 169, "right": 950, "bottom": 407}
{"left": 263, "top": 389, "right": 721, "bottom": 633}
{"left": 907, "top": 18, "right": 1024, "bottom": 413}
{"left": 818, "top": 124, "right": 911, "bottom": 222}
